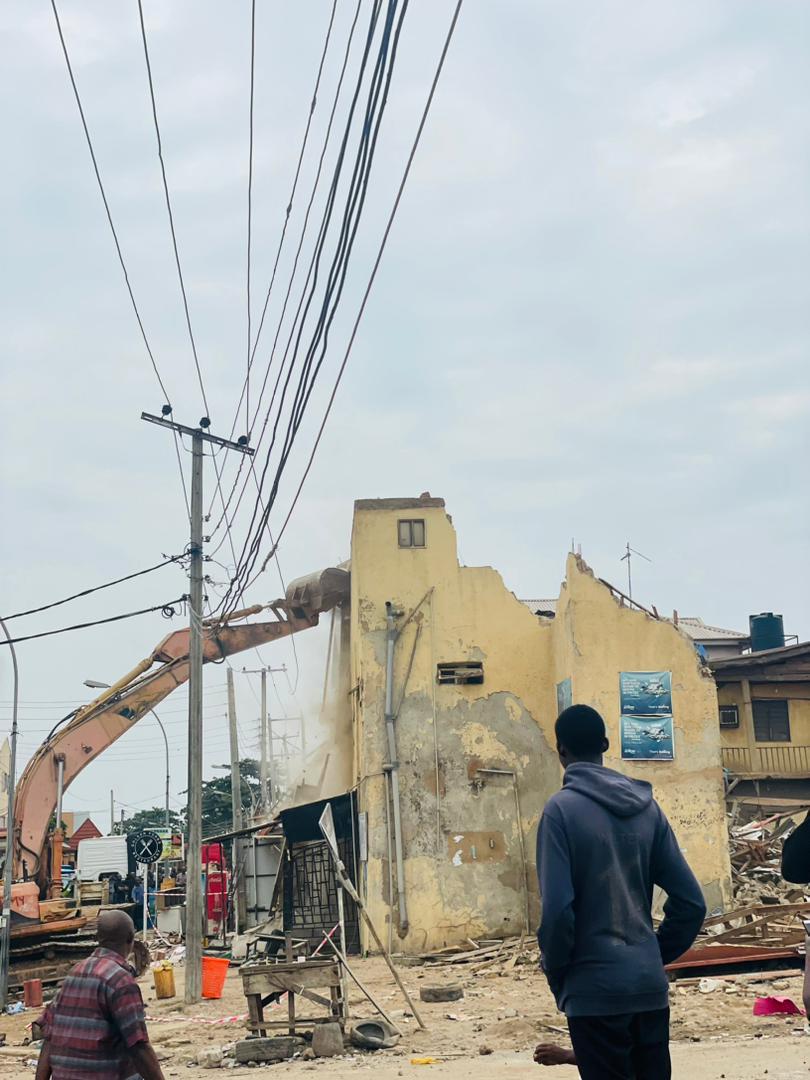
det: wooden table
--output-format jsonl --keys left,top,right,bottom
{"left": 240, "top": 957, "right": 344, "bottom": 1036}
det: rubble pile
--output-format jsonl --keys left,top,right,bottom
{"left": 730, "top": 812, "right": 809, "bottom": 906}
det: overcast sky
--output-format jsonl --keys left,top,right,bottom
{"left": 1, "top": 0, "right": 808, "bottom": 829}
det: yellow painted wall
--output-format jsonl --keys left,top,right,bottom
{"left": 553, "top": 557, "right": 731, "bottom": 914}
{"left": 350, "top": 500, "right": 731, "bottom": 953}
{"left": 719, "top": 682, "right": 810, "bottom": 749}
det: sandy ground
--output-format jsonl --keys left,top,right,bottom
{"left": 1, "top": 955, "right": 809, "bottom": 1078}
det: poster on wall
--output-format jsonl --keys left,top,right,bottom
{"left": 620, "top": 714, "right": 674, "bottom": 761}
{"left": 619, "top": 671, "right": 672, "bottom": 716}
{"left": 556, "top": 677, "right": 573, "bottom": 716}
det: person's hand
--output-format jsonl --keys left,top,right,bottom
{"left": 533, "top": 1042, "right": 576, "bottom": 1066}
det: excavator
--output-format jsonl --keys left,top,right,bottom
{"left": 5, "top": 567, "right": 349, "bottom": 951}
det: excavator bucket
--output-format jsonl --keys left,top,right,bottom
{"left": 284, "top": 567, "right": 350, "bottom": 620}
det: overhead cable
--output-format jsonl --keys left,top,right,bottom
{"left": 136, "top": 0, "right": 210, "bottom": 417}
{"left": 245, "top": 0, "right": 257, "bottom": 432}
{"left": 217, "top": 0, "right": 407, "bottom": 612}
{"left": 207, "top": 0, "right": 348, "bottom": 530}
{"left": 0, "top": 597, "right": 187, "bottom": 647}
{"left": 3, "top": 555, "right": 185, "bottom": 621}
{"left": 49, "top": 0, "right": 190, "bottom": 522}
{"left": 257, "top": 0, "right": 466, "bottom": 570}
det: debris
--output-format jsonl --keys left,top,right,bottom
{"left": 349, "top": 1019, "right": 400, "bottom": 1050}
{"left": 311, "top": 1023, "right": 344, "bottom": 1058}
{"left": 419, "top": 986, "right": 464, "bottom": 1003}
{"left": 6, "top": 1002, "right": 25, "bottom": 1015}
{"left": 730, "top": 812, "right": 810, "bottom": 906}
{"left": 196, "top": 1048, "right": 224, "bottom": 1069}
{"left": 753, "top": 996, "right": 805, "bottom": 1017}
{"left": 233, "top": 1037, "right": 302, "bottom": 1064}
{"left": 698, "top": 978, "right": 724, "bottom": 994}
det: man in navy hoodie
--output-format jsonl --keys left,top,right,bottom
{"left": 535, "top": 704, "right": 706, "bottom": 1078}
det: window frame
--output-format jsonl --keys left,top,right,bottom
{"left": 752, "top": 698, "right": 791, "bottom": 743}
{"left": 436, "top": 661, "right": 484, "bottom": 686}
{"left": 397, "top": 518, "right": 426, "bottom": 549}
{"left": 719, "top": 705, "right": 740, "bottom": 729}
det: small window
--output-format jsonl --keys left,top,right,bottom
{"left": 398, "top": 519, "right": 425, "bottom": 548}
{"left": 753, "top": 699, "right": 790, "bottom": 743}
{"left": 719, "top": 705, "right": 739, "bottom": 729}
{"left": 437, "top": 661, "right": 484, "bottom": 685}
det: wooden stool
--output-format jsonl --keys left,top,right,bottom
{"left": 240, "top": 957, "right": 344, "bottom": 1036}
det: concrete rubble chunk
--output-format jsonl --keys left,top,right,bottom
{"left": 196, "top": 1048, "right": 224, "bottom": 1069}
{"left": 311, "top": 1023, "right": 345, "bottom": 1057}
{"left": 234, "top": 1037, "right": 303, "bottom": 1064}
{"left": 419, "top": 985, "right": 464, "bottom": 1003}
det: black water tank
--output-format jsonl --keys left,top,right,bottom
{"left": 749, "top": 612, "right": 785, "bottom": 652}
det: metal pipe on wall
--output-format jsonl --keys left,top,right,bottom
{"left": 383, "top": 601, "right": 409, "bottom": 935}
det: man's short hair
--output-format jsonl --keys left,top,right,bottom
{"left": 555, "top": 704, "right": 606, "bottom": 756}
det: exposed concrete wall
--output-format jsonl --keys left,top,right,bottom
{"left": 350, "top": 501, "right": 732, "bottom": 954}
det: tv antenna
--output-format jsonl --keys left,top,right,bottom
{"left": 620, "top": 541, "right": 651, "bottom": 601}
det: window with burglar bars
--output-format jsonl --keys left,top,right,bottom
{"left": 282, "top": 837, "right": 360, "bottom": 954}
{"left": 719, "top": 705, "right": 740, "bottom": 729}
{"left": 398, "top": 519, "right": 426, "bottom": 548}
{"left": 753, "top": 699, "right": 791, "bottom": 743}
{"left": 437, "top": 661, "right": 484, "bottom": 685}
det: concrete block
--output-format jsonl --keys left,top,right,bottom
{"left": 419, "top": 985, "right": 464, "bottom": 1002}
{"left": 311, "top": 1023, "right": 344, "bottom": 1057}
{"left": 233, "top": 1037, "right": 302, "bottom": 1063}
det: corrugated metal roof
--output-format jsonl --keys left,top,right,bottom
{"left": 675, "top": 617, "right": 749, "bottom": 642}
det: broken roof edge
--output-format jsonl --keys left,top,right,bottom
{"left": 354, "top": 495, "right": 446, "bottom": 511}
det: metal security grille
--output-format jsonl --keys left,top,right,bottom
{"left": 283, "top": 837, "right": 360, "bottom": 954}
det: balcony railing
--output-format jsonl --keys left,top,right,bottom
{"left": 723, "top": 745, "right": 810, "bottom": 779}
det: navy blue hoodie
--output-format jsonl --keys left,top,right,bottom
{"left": 537, "top": 762, "right": 706, "bottom": 1017}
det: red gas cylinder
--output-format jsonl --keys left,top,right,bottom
{"left": 23, "top": 979, "right": 43, "bottom": 1008}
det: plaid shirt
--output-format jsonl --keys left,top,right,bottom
{"left": 40, "top": 948, "right": 149, "bottom": 1080}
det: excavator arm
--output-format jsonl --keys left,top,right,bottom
{"left": 12, "top": 567, "right": 349, "bottom": 888}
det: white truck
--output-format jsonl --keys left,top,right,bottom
{"left": 76, "top": 835, "right": 129, "bottom": 882}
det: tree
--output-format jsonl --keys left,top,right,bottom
{"left": 119, "top": 808, "right": 185, "bottom": 835}
{"left": 200, "top": 758, "right": 261, "bottom": 838}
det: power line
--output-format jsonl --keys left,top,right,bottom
{"left": 257, "top": 0, "right": 465, "bottom": 570}
{"left": 218, "top": 0, "right": 413, "bottom": 611}
{"left": 0, "top": 597, "right": 187, "bottom": 647}
{"left": 214, "top": 0, "right": 398, "bottom": 611}
{"left": 246, "top": 0, "right": 257, "bottom": 435}
{"left": 136, "top": 0, "right": 209, "bottom": 417}
{"left": 49, "top": 0, "right": 191, "bottom": 523}
{"left": 3, "top": 555, "right": 185, "bottom": 621}
{"left": 207, "top": 0, "right": 348, "bottom": 532}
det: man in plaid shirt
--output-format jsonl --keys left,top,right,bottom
{"left": 35, "top": 910, "right": 164, "bottom": 1080}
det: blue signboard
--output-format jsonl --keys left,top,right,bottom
{"left": 619, "top": 671, "right": 672, "bottom": 716}
{"left": 620, "top": 714, "right": 674, "bottom": 761}
{"left": 556, "top": 677, "right": 573, "bottom": 716}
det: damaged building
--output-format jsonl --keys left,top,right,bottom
{"left": 271, "top": 495, "right": 732, "bottom": 955}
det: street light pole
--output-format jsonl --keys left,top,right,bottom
{"left": 84, "top": 681, "right": 171, "bottom": 833}
{"left": 0, "top": 615, "right": 20, "bottom": 1009}
{"left": 149, "top": 710, "right": 171, "bottom": 831}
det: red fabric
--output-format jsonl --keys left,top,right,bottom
{"left": 40, "top": 948, "right": 148, "bottom": 1080}
{"left": 753, "top": 995, "right": 805, "bottom": 1016}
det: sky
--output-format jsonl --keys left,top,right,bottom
{"left": 1, "top": 0, "right": 808, "bottom": 830}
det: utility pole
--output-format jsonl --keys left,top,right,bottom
{"left": 226, "top": 668, "right": 246, "bottom": 933}
{"left": 240, "top": 665, "right": 285, "bottom": 816}
{"left": 142, "top": 410, "right": 253, "bottom": 1003}
{"left": 110, "top": 790, "right": 114, "bottom": 835}
{"left": 0, "top": 614, "right": 20, "bottom": 1008}
{"left": 260, "top": 669, "right": 269, "bottom": 811}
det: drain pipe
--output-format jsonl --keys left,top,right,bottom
{"left": 383, "top": 601, "right": 409, "bottom": 935}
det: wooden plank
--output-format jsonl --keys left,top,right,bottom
{"left": 241, "top": 967, "right": 341, "bottom": 995}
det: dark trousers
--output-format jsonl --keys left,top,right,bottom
{"left": 567, "top": 1007, "right": 671, "bottom": 1080}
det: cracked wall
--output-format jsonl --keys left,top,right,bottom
{"left": 349, "top": 499, "right": 731, "bottom": 954}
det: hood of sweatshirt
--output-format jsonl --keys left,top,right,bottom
{"left": 562, "top": 762, "right": 653, "bottom": 818}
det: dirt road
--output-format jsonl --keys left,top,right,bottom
{"left": 1, "top": 954, "right": 808, "bottom": 1078}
